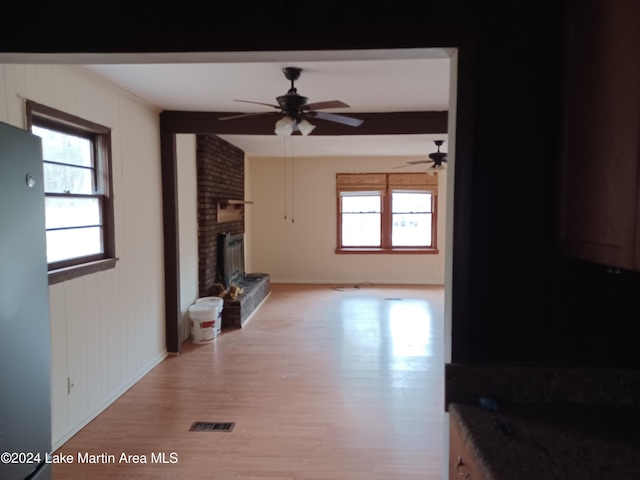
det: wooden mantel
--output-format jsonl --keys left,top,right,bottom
{"left": 216, "top": 199, "right": 254, "bottom": 223}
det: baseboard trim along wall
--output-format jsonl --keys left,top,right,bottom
{"left": 52, "top": 351, "right": 168, "bottom": 450}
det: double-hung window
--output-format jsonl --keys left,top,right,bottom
{"left": 340, "top": 192, "right": 382, "bottom": 247}
{"left": 336, "top": 172, "right": 438, "bottom": 254}
{"left": 27, "top": 101, "right": 116, "bottom": 284}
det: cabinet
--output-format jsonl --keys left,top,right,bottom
{"left": 449, "top": 415, "right": 486, "bottom": 480}
{"left": 559, "top": 0, "right": 640, "bottom": 271}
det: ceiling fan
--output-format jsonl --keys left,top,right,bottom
{"left": 219, "top": 67, "right": 364, "bottom": 136}
{"left": 395, "top": 140, "right": 448, "bottom": 175}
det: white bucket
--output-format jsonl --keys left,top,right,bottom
{"left": 189, "top": 303, "right": 218, "bottom": 344}
{"left": 195, "top": 297, "right": 224, "bottom": 334}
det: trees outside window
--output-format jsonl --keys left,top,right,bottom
{"left": 27, "top": 101, "right": 116, "bottom": 283}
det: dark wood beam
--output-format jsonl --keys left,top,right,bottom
{"left": 158, "top": 108, "right": 446, "bottom": 353}
{"left": 159, "top": 120, "right": 181, "bottom": 354}
{"left": 159, "top": 111, "right": 448, "bottom": 135}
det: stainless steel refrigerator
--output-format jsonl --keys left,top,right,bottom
{"left": 0, "top": 121, "right": 52, "bottom": 479}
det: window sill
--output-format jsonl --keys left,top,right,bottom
{"left": 49, "top": 258, "right": 118, "bottom": 285}
{"left": 335, "top": 247, "right": 439, "bottom": 255}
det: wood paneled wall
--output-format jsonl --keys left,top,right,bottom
{"left": 0, "top": 64, "right": 167, "bottom": 448}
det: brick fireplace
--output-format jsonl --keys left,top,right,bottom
{"left": 196, "top": 134, "right": 270, "bottom": 328}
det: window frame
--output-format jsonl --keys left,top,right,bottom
{"left": 338, "top": 191, "right": 383, "bottom": 248}
{"left": 26, "top": 100, "right": 117, "bottom": 284}
{"left": 336, "top": 173, "right": 439, "bottom": 254}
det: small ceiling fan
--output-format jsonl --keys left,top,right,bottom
{"left": 219, "top": 67, "right": 364, "bottom": 135}
{"left": 395, "top": 140, "right": 448, "bottom": 175}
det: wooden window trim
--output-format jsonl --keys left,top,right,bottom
{"left": 336, "top": 173, "right": 439, "bottom": 254}
{"left": 335, "top": 248, "right": 440, "bottom": 254}
{"left": 26, "top": 100, "right": 117, "bottom": 284}
{"left": 48, "top": 258, "right": 118, "bottom": 285}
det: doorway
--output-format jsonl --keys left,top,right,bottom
{"left": 167, "top": 48, "right": 458, "bottom": 363}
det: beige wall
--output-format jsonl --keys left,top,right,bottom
{"left": 246, "top": 154, "right": 447, "bottom": 285}
{"left": 177, "top": 134, "right": 198, "bottom": 342}
{"left": 0, "top": 64, "right": 166, "bottom": 448}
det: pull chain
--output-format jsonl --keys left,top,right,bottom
{"left": 290, "top": 138, "right": 295, "bottom": 224}
{"left": 283, "top": 136, "right": 287, "bottom": 220}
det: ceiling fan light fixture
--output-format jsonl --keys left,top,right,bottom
{"left": 297, "top": 118, "right": 316, "bottom": 136}
{"left": 275, "top": 116, "right": 294, "bottom": 136}
{"left": 226, "top": 67, "right": 363, "bottom": 134}
{"left": 426, "top": 163, "right": 446, "bottom": 176}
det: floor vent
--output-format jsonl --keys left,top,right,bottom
{"left": 189, "top": 421, "right": 235, "bottom": 432}
{"left": 384, "top": 298, "right": 403, "bottom": 301}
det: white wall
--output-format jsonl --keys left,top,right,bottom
{"left": 442, "top": 49, "right": 458, "bottom": 480}
{"left": 246, "top": 154, "right": 447, "bottom": 285}
{"left": 177, "top": 134, "right": 198, "bottom": 342}
{"left": 0, "top": 64, "right": 166, "bottom": 448}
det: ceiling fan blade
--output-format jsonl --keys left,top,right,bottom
{"left": 405, "top": 159, "right": 433, "bottom": 165}
{"left": 394, "top": 161, "right": 433, "bottom": 169}
{"left": 303, "top": 100, "right": 350, "bottom": 110}
{"left": 233, "top": 99, "right": 281, "bottom": 109}
{"left": 309, "top": 111, "right": 364, "bottom": 127}
{"left": 218, "top": 111, "right": 276, "bottom": 120}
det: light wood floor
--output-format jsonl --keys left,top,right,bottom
{"left": 53, "top": 283, "right": 446, "bottom": 479}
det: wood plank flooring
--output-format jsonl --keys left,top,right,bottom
{"left": 52, "top": 283, "right": 445, "bottom": 479}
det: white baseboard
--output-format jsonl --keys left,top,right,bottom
{"left": 51, "top": 350, "right": 168, "bottom": 451}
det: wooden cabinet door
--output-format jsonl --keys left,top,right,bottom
{"left": 559, "top": 0, "right": 640, "bottom": 271}
{"left": 449, "top": 416, "right": 486, "bottom": 480}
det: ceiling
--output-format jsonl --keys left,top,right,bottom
{"left": 13, "top": 48, "right": 452, "bottom": 158}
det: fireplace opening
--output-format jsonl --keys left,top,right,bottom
{"left": 217, "top": 232, "right": 246, "bottom": 290}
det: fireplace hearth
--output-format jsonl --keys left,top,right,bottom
{"left": 217, "top": 232, "right": 270, "bottom": 328}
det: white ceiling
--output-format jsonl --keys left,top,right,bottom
{"left": 7, "top": 48, "right": 452, "bottom": 158}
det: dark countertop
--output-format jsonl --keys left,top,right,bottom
{"left": 449, "top": 401, "right": 640, "bottom": 480}
{"left": 446, "top": 364, "right": 640, "bottom": 406}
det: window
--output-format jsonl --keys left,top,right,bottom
{"left": 336, "top": 173, "right": 438, "bottom": 254}
{"left": 27, "top": 101, "right": 116, "bottom": 284}
{"left": 340, "top": 193, "right": 382, "bottom": 246}
{"left": 392, "top": 192, "right": 433, "bottom": 247}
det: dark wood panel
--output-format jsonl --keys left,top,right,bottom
{"left": 449, "top": 414, "right": 486, "bottom": 480}
{"left": 559, "top": 0, "right": 640, "bottom": 271}
{"left": 160, "top": 123, "right": 180, "bottom": 354}
{"left": 160, "top": 110, "right": 448, "bottom": 135}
